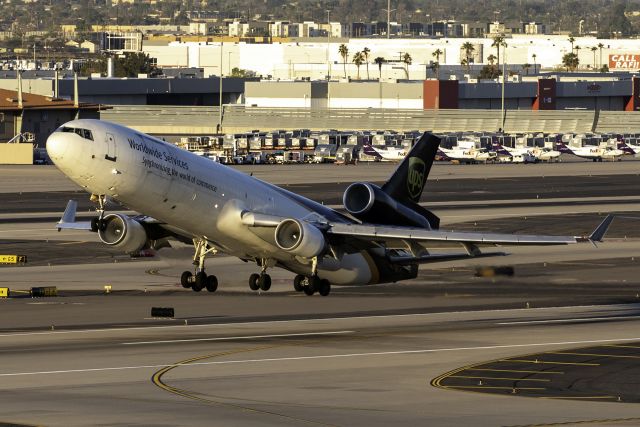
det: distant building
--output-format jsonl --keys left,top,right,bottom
{"left": 99, "top": 32, "right": 143, "bottom": 53}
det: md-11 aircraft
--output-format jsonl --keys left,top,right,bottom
{"left": 362, "top": 144, "right": 407, "bottom": 161}
{"left": 48, "top": 120, "right": 612, "bottom": 296}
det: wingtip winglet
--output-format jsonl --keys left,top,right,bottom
{"left": 588, "top": 214, "right": 615, "bottom": 243}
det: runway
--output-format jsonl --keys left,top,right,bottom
{"left": 1, "top": 163, "right": 640, "bottom": 426}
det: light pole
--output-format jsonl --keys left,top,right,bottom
{"left": 326, "top": 9, "right": 331, "bottom": 80}
{"left": 500, "top": 39, "right": 507, "bottom": 131}
{"left": 383, "top": 0, "right": 395, "bottom": 38}
{"left": 218, "top": 40, "right": 223, "bottom": 133}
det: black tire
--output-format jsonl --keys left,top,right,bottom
{"left": 181, "top": 271, "right": 192, "bottom": 289}
{"left": 249, "top": 273, "right": 260, "bottom": 291}
{"left": 293, "top": 274, "right": 305, "bottom": 292}
{"left": 318, "top": 279, "right": 331, "bottom": 296}
{"left": 205, "top": 275, "right": 218, "bottom": 292}
{"left": 259, "top": 274, "right": 271, "bottom": 291}
{"left": 303, "top": 285, "right": 315, "bottom": 296}
{"left": 193, "top": 272, "right": 206, "bottom": 292}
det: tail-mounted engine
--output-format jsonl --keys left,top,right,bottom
{"left": 343, "top": 182, "right": 436, "bottom": 229}
{"left": 274, "top": 219, "right": 326, "bottom": 258}
{"left": 97, "top": 214, "right": 148, "bottom": 254}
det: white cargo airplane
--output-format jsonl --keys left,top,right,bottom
{"left": 48, "top": 120, "right": 612, "bottom": 296}
{"left": 362, "top": 144, "right": 407, "bottom": 161}
{"left": 557, "top": 143, "right": 625, "bottom": 162}
{"left": 437, "top": 147, "right": 498, "bottom": 164}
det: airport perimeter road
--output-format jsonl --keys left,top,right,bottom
{"left": 2, "top": 305, "right": 640, "bottom": 426}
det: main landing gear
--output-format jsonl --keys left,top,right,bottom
{"left": 181, "top": 238, "right": 218, "bottom": 293}
{"left": 249, "top": 259, "right": 272, "bottom": 292}
{"left": 293, "top": 274, "right": 331, "bottom": 296}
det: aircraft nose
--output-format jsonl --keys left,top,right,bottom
{"left": 46, "top": 132, "right": 67, "bottom": 163}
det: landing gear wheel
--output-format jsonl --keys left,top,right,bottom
{"left": 205, "top": 275, "right": 218, "bottom": 292}
{"left": 303, "top": 285, "right": 316, "bottom": 296}
{"left": 304, "top": 276, "right": 319, "bottom": 296}
{"left": 181, "top": 271, "right": 192, "bottom": 289}
{"left": 258, "top": 274, "right": 271, "bottom": 291}
{"left": 293, "top": 274, "right": 305, "bottom": 292}
{"left": 192, "top": 271, "right": 206, "bottom": 292}
{"left": 318, "top": 279, "right": 331, "bottom": 296}
{"left": 249, "top": 273, "right": 260, "bottom": 291}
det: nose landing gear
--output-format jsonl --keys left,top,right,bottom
{"left": 181, "top": 238, "right": 218, "bottom": 293}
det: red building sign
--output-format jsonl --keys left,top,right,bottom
{"left": 609, "top": 54, "right": 640, "bottom": 70}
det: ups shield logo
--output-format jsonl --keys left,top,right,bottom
{"left": 407, "top": 157, "right": 426, "bottom": 201}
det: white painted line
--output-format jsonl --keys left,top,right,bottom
{"left": 121, "top": 330, "right": 355, "bottom": 345}
{"left": 0, "top": 303, "right": 638, "bottom": 339}
{"left": 498, "top": 315, "right": 640, "bottom": 325}
{"left": 4, "top": 336, "right": 640, "bottom": 378}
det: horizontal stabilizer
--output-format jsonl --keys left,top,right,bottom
{"left": 57, "top": 200, "right": 93, "bottom": 231}
{"left": 588, "top": 214, "right": 615, "bottom": 242}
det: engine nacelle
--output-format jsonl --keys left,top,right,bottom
{"left": 343, "top": 182, "right": 433, "bottom": 229}
{"left": 274, "top": 219, "right": 325, "bottom": 258}
{"left": 98, "top": 214, "right": 148, "bottom": 254}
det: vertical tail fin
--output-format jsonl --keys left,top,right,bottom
{"left": 381, "top": 132, "right": 440, "bottom": 204}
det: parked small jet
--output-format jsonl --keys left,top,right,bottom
{"left": 362, "top": 144, "right": 407, "bottom": 161}
{"left": 48, "top": 120, "right": 612, "bottom": 296}
{"left": 557, "top": 143, "right": 625, "bottom": 162}
{"left": 438, "top": 147, "right": 498, "bottom": 164}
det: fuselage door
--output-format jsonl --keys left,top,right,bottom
{"left": 105, "top": 132, "right": 117, "bottom": 162}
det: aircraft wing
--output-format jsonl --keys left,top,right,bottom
{"left": 327, "top": 214, "right": 614, "bottom": 250}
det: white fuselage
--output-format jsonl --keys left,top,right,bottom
{"left": 441, "top": 147, "right": 497, "bottom": 163}
{"left": 372, "top": 146, "right": 407, "bottom": 161}
{"left": 567, "top": 146, "right": 624, "bottom": 160}
{"left": 46, "top": 119, "right": 379, "bottom": 286}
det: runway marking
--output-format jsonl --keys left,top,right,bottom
{"left": 122, "top": 330, "right": 355, "bottom": 345}
{"left": 466, "top": 369, "right": 564, "bottom": 375}
{"left": 448, "top": 375, "right": 551, "bottom": 382}
{"left": 539, "top": 396, "right": 617, "bottom": 400}
{"left": 1, "top": 302, "right": 639, "bottom": 338}
{"left": 444, "top": 386, "right": 545, "bottom": 391}
{"left": 0, "top": 338, "right": 634, "bottom": 378}
{"left": 501, "top": 359, "right": 600, "bottom": 366}
{"left": 550, "top": 352, "right": 640, "bottom": 359}
{"left": 497, "top": 315, "right": 640, "bottom": 325}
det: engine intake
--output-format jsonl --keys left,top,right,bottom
{"left": 275, "top": 219, "right": 325, "bottom": 258}
{"left": 98, "top": 214, "right": 148, "bottom": 254}
{"left": 343, "top": 182, "right": 434, "bottom": 229}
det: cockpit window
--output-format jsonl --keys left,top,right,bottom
{"left": 59, "top": 126, "right": 93, "bottom": 141}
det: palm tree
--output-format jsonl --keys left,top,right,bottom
{"left": 487, "top": 54, "right": 497, "bottom": 65}
{"left": 532, "top": 53, "right": 537, "bottom": 73}
{"left": 597, "top": 42, "right": 604, "bottom": 68}
{"left": 461, "top": 41, "right": 475, "bottom": 73}
{"left": 432, "top": 48, "right": 443, "bottom": 63}
{"left": 491, "top": 35, "right": 505, "bottom": 65}
{"left": 352, "top": 51, "right": 364, "bottom": 79}
{"left": 590, "top": 46, "right": 597, "bottom": 68}
{"left": 461, "top": 58, "right": 469, "bottom": 74}
{"left": 430, "top": 62, "right": 440, "bottom": 79}
{"left": 568, "top": 35, "right": 575, "bottom": 53}
{"left": 338, "top": 44, "right": 349, "bottom": 78}
{"left": 374, "top": 56, "right": 385, "bottom": 80}
{"left": 402, "top": 52, "right": 412, "bottom": 79}
{"left": 432, "top": 49, "right": 443, "bottom": 79}
{"left": 562, "top": 52, "right": 579, "bottom": 71}
{"left": 362, "top": 47, "right": 370, "bottom": 79}
{"left": 522, "top": 63, "right": 531, "bottom": 75}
